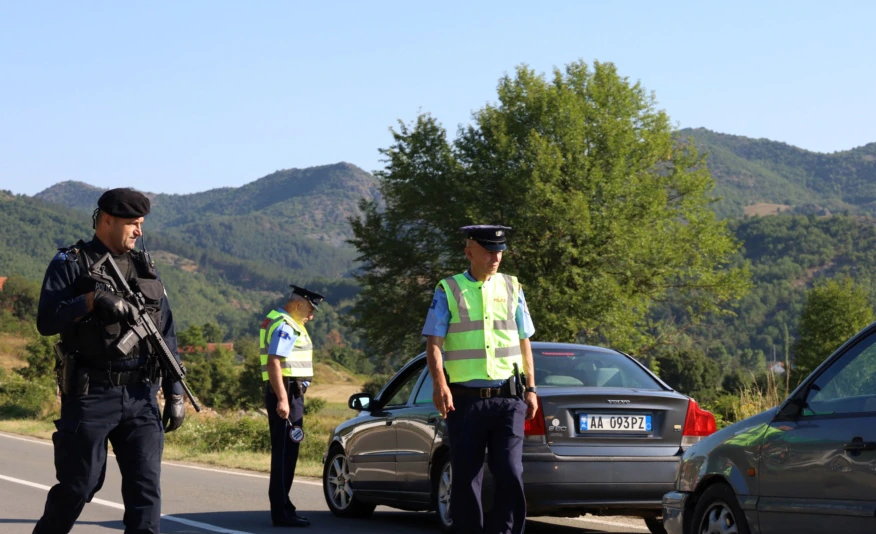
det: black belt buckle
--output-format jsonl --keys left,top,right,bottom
{"left": 479, "top": 387, "right": 499, "bottom": 399}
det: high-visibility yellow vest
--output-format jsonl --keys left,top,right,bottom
{"left": 259, "top": 309, "right": 313, "bottom": 381}
{"left": 439, "top": 272, "right": 522, "bottom": 383}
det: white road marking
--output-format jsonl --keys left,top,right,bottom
{"left": 1, "top": 431, "right": 647, "bottom": 530}
{"left": 0, "top": 431, "right": 321, "bottom": 485}
{"left": 0, "top": 473, "right": 256, "bottom": 534}
{"left": 0, "top": 432, "right": 52, "bottom": 446}
{"left": 572, "top": 515, "right": 650, "bottom": 531}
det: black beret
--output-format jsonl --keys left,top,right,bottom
{"left": 460, "top": 225, "right": 512, "bottom": 251}
{"left": 290, "top": 284, "right": 326, "bottom": 309}
{"left": 97, "top": 188, "right": 151, "bottom": 218}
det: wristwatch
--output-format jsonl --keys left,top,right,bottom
{"left": 524, "top": 386, "right": 537, "bottom": 393}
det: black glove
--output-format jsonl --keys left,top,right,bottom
{"left": 93, "top": 290, "right": 139, "bottom": 324}
{"left": 162, "top": 394, "right": 185, "bottom": 433}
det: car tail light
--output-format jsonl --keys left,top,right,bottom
{"left": 524, "top": 395, "right": 546, "bottom": 444}
{"left": 681, "top": 399, "right": 717, "bottom": 450}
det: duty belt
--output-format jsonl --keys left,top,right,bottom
{"left": 450, "top": 380, "right": 513, "bottom": 399}
{"left": 84, "top": 368, "right": 149, "bottom": 387}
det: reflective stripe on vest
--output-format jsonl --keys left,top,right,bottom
{"left": 439, "top": 272, "right": 522, "bottom": 382}
{"left": 259, "top": 310, "right": 313, "bottom": 381}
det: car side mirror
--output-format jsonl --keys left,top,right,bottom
{"left": 349, "top": 392, "right": 373, "bottom": 412}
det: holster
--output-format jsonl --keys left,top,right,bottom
{"left": 285, "top": 378, "right": 308, "bottom": 399}
{"left": 511, "top": 363, "right": 526, "bottom": 401}
{"left": 54, "top": 341, "right": 78, "bottom": 396}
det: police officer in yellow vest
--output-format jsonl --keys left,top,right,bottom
{"left": 260, "top": 284, "right": 324, "bottom": 528}
{"left": 423, "top": 225, "right": 537, "bottom": 534}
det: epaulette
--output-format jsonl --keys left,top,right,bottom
{"left": 53, "top": 244, "right": 81, "bottom": 262}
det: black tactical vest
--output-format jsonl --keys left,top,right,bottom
{"left": 60, "top": 240, "right": 165, "bottom": 369}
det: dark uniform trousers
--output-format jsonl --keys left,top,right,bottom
{"left": 265, "top": 383, "right": 306, "bottom": 522}
{"left": 33, "top": 381, "right": 164, "bottom": 534}
{"left": 446, "top": 390, "right": 527, "bottom": 534}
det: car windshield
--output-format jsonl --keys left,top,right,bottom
{"left": 533, "top": 347, "right": 663, "bottom": 389}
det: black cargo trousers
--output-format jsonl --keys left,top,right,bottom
{"left": 33, "top": 380, "right": 163, "bottom": 534}
{"left": 265, "top": 379, "right": 307, "bottom": 522}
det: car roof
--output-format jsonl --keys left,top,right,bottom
{"left": 529, "top": 341, "right": 622, "bottom": 354}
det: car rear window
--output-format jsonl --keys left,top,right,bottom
{"left": 533, "top": 348, "right": 662, "bottom": 389}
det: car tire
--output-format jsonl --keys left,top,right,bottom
{"left": 690, "top": 484, "right": 751, "bottom": 534}
{"left": 432, "top": 454, "right": 453, "bottom": 533}
{"left": 323, "top": 446, "right": 376, "bottom": 518}
{"left": 644, "top": 516, "right": 667, "bottom": 534}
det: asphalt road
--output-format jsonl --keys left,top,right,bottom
{"left": 0, "top": 431, "right": 650, "bottom": 534}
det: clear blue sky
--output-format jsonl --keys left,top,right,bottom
{"left": 2, "top": 1, "right": 874, "bottom": 196}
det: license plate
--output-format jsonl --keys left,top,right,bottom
{"left": 579, "top": 414, "right": 652, "bottom": 432}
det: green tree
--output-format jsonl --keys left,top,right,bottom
{"left": 326, "top": 346, "right": 375, "bottom": 375}
{"left": 654, "top": 347, "right": 722, "bottom": 403}
{"left": 0, "top": 275, "right": 40, "bottom": 322}
{"left": 201, "top": 322, "right": 224, "bottom": 343}
{"left": 791, "top": 276, "right": 874, "bottom": 384}
{"left": 16, "top": 335, "right": 57, "bottom": 382}
{"left": 178, "top": 324, "right": 207, "bottom": 351}
{"left": 350, "top": 60, "right": 750, "bottom": 361}
{"left": 237, "top": 336, "right": 264, "bottom": 409}
{"left": 204, "top": 345, "right": 241, "bottom": 409}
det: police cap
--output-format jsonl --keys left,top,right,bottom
{"left": 460, "top": 225, "right": 512, "bottom": 251}
{"left": 97, "top": 188, "right": 151, "bottom": 218}
{"left": 289, "top": 285, "right": 326, "bottom": 309}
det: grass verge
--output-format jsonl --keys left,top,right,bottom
{"left": 0, "top": 399, "right": 357, "bottom": 479}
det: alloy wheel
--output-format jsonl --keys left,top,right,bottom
{"left": 697, "top": 501, "right": 740, "bottom": 534}
{"left": 326, "top": 453, "right": 353, "bottom": 510}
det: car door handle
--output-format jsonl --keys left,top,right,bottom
{"left": 844, "top": 437, "right": 876, "bottom": 452}
{"left": 386, "top": 419, "right": 393, "bottom": 426}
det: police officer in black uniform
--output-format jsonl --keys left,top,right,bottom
{"left": 33, "top": 188, "right": 186, "bottom": 534}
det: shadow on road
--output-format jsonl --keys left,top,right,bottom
{"left": 0, "top": 511, "right": 631, "bottom": 533}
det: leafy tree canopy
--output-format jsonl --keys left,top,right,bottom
{"left": 351, "top": 60, "right": 750, "bottom": 361}
{"left": 792, "top": 276, "right": 874, "bottom": 383}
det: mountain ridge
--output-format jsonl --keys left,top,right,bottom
{"left": 678, "top": 128, "right": 876, "bottom": 218}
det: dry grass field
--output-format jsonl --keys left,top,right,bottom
{"left": 0, "top": 333, "right": 27, "bottom": 370}
{"left": 743, "top": 202, "right": 791, "bottom": 217}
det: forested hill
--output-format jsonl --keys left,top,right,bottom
{"left": 680, "top": 128, "right": 876, "bottom": 219}
{"left": 36, "top": 162, "right": 380, "bottom": 245}
{"left": 1, "top": 162, "right": 378, "bottom": 338}
{"left": 32, "top": 162, "right": 379, "bottom": 285}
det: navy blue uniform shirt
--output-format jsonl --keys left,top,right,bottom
{"left": 37, "top": 236, "right": 184, "bottom": 396}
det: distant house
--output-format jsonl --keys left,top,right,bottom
{"left": 769, "top": 361, "right": 787, "bottom": 375}
{"left": 0, "top": 277, "right": 6, "bottom": 292}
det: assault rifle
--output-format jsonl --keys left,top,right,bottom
{"left": 90, "top": 253, "right": 201, "bottom": 412}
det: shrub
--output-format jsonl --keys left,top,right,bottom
{"left": 304, "top": 396, "right": 325, "bottom": 415}
{"left": 0, "top": 368, "right": 56, "bottom": 419}
{"left": 165, "top": 414, "right": 271, "bottom": 453}
{"left": 164, "top": 408, "right": 334, "bottom": 467}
